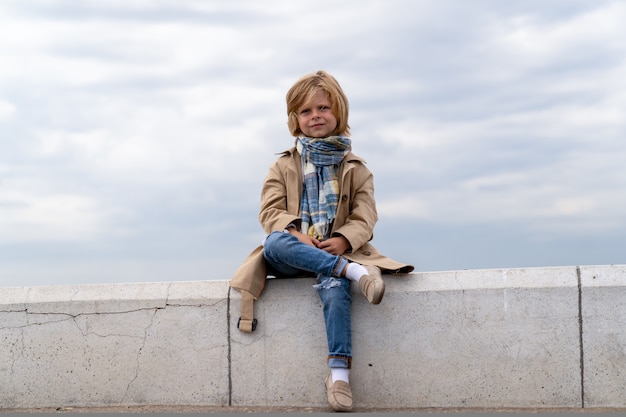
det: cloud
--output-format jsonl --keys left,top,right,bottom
{"left": 0, "top": 100, "right": 17, "bottom": 121}
{"left": 1, "top": 0, "right": 625, "bottom": 286}
{"left": 358, "top": 1, "right": 626, "bottom": 244}
{"left": 0, "top": 176, "right": 126, "bottom": 243}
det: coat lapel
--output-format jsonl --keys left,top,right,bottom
{"left": 286, "top": 150, "right": 302, "bottom": 216}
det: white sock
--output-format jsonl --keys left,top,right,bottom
{"left": 345, "top": 262, "right": 368, "bottom": 282}
{"left": 331, "top": 367, "right": 350, "bottom": 383}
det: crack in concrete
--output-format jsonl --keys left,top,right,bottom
{"left": 1, "top": 308, "right": 156, "bottom": 331}
{"left": 71, "top": 309, "right": 162, "bottom": 339}
{"left": 0, "top": 312, "right": 76, "bottom": 331}
{"left": 1, "top": 301, "right": 222, "bottom": 329}
{"left": 576, "top": 266, "right": 585, "bottom": 408}
{"left": 1, "top": 302, "right": 225, "bottom": 361}
{"left": 4, "top": 331, "right": 20, "bottom": 408}
{"left": 226, "top": 286, "right": 233, "bottom": 407}
{"left": 121, "top": 307, "right": 158, "bottom": 405}
{"left": 2, "top": 285, "right": 256, "bottom": 408}
{"left": 1, "top": 299, "right": 225, "bottom": 407}
{"left": 68, "top": 287, "right": 80, "bottom": 302}
{"left": 0, "top": 308, "right": 29, "bottom": 313}
{"left": 10, "top": 328, "right": 25, "bottom": 376}
{"left": 165, "top": 282, "right": 172, "bottom": 306}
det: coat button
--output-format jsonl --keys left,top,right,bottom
{"left": 362, "top": 251, "right": 371, "bottom": 256}
{"left": 341, "top": 195, "right": 348, "bottom": 201}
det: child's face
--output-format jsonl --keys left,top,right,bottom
{"left": 296, "top": 89, "right": 338, "bottom": 138}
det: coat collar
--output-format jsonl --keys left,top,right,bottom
{"left": 277, "top": 146, "right": 367, "bottom": 165}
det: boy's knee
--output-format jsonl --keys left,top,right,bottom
{"left": 263, "top": 231, "right": 295, "bottom": 260}
{"left": 315, "top": 277, "right": 351, "bottom": 303}
{"left": 264, "top": 230, "right": 284, "bottom": 249}
{"left": 314, "top": 276, "right": 343, "bottom": 291}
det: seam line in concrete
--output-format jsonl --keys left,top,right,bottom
{"left": 227, "top": 286, "right": 233, "bottom": 407}
{"left": 576, "top": 265, "right": 585, "bottom": 408}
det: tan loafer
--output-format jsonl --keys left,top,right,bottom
{"left": 325, "top": 373, "right": 352, "bottom": 412}
{"left": 358, "top": 265, "right": 385, "bottom": 304}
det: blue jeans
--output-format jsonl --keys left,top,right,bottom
{"left": 263, "top": 231, "right": 352, "bottom": 369}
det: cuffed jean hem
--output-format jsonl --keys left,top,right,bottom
{"left": 328, "top": 355, "right": 352, "bottom": 369}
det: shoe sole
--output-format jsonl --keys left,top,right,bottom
{"left": 371, "top": 279, "right": 384, "bottom": 304}
{"left": 364, "top": 266, "right": 385, "bottom": 304}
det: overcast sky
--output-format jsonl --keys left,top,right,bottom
{"left": 1, "top": 0, "right": 625, "bottom": 288}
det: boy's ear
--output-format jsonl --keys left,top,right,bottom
{"left": 288, "top": 112, "right": 301, "bottom": 135}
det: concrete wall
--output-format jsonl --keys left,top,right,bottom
{"left": 0, "top": 264, "right": 624, "bottom": 410}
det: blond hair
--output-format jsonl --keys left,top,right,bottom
{"left": 286, "top": 70, "right": 350, "bottom": 137}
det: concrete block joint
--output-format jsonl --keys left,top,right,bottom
{"left": 1, "top": 264, "right": 625, "bottom": 411}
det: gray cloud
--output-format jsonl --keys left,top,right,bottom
{"left": 1, "top": 0, "right": 624, "bottom": 287}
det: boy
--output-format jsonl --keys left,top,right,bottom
{"left": 231, "top": 70, "right": 413, "bottom": 412}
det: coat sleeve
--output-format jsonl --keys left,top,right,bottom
{"left": 332, "top": 161, "right": 378, "bottom": 252}
{"left": 258, "top": 157, "right": 301, "bottom": 234}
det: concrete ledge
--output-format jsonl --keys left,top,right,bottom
{"left": 580, "top": 265, "right": 626, "bottom": 407}
{"left": 1, "top": 281, "right": 229, "bottom": 408}
{"left": 1, "top": 265, "right": 625, "bottom": 410}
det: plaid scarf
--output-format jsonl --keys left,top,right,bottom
{"left": 296, "top": 136, "right": 351, "bottom": 240}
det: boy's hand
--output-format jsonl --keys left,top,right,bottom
{"left": 318, "top": 236, "right": 349, "bottom": 256}
{"left": 288, "top": 228, "right": 320, "bottom": 248}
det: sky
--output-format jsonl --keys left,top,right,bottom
{"left": 1, "top": 0, "right": 625, "bottom": 288}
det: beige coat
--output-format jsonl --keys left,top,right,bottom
{"left": 230, "top": 146, "right": 414, "bottom": 302}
